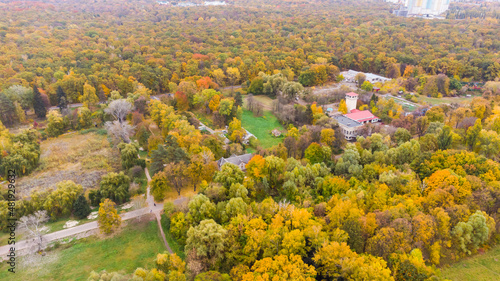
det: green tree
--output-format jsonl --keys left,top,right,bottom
{"left": 394, "top": 128, "right": 412, "bottom": 145}
{"left": 466, "top": 119, "right": 482, "bottom": 151}
{"left": 248, "top": 77, "right": 264, "bottom": 95}
{"left": 99, "top": 172, "right": 130, "bottom": 204}
{"left": 188, "top": 194, "right": 216, "bottom": 224}
{"left": 44, "top": 180, "right": 83, "bottom": 218}
{"left": 361, "top": 80, "right": 373, "bottom": 91}
{"left": 0, "top": 93, "right": 17, "bottom": 127}
{"left": 185, "top": 219, "right": 227, "bottom": 270}
{"left": 304, "top": 142, "right": 331, "bottom": 164}
{"left": 73, "top": 194, "right": 91, "bottom": 219}
{"left": 437, "top": 125, "right": 453, "bottom": 150}
{"left": 214, "top": 163, "right": 244, "bottom": 189}
{"left": 117, "top": 142, "right": 140, "bottom": 170}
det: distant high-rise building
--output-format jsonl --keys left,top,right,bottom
{"left": 406, "top": 0, "right": 450, "bottom": 15}
{"left": 388, "top": 0, "right": 450, "bottom": 16}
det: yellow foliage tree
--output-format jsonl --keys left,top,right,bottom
{"left": 338, "top": 99, "right": 348, "bottom": 114}
{"left": 97, "top": 198, "right": 122, "bottom": 234}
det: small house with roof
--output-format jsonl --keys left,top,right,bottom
{"left": 217, "top": 153, "right": 253, "bottom": 171}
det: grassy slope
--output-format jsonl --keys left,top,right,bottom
{"left": 441, "top": 245, "right": 500, "bottom": 281}
{"left": 0, "top": 219, "right": 165, "bottom": 281}
{"left": 241, "top": 109, "right": 284, "bottom": 148}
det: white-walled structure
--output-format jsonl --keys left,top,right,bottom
{"left": 346, "top": 92, "right": 358, "bottom": 113}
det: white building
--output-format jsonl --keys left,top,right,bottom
{"left": 341, "top": 70, "right": 391, "bottom": 84}
{"left": 389, "top": 0, "right": 450, "bottom": 16}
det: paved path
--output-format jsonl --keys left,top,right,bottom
{"left": 0, "top": 168, "right": 169, "bottom": 260}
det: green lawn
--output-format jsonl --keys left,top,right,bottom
{"left": 241, "top": 109, "right": 284, "bottom": 149}
{"left": 416, "top": 95, "right": 477, "bottom": 106}
{"left": 441, "top": 245, "right": 500, "bottom": 281}
{"left": 0, "top": 219, "right": 166, "bottom": 281}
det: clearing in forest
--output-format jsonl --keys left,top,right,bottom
{"left": 16, "top": 130, "right": 120, "bottom": 197}
{"left": 241, "top": 109, "right": 284, "bottom": 149}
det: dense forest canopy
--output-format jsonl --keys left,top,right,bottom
{"left": 0, "top": 0, "right": 499, "bottom": 105}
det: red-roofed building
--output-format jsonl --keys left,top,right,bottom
{"left": 344, "top": 110, "right": 380, "bottom": 124}
{"left": 333, "top": 93, "right": 381, "bottom": 140}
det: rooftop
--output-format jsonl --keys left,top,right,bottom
{"left": 333, "top": 115, "right": 363, "bottom": 128}
{"left": 217, "top": 153, "right": 253, "bottom": 169}
{"left": 344, "top": 110, "right": 379, "bottom": 123}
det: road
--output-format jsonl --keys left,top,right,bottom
{"left": 0, "top": 168, "right": 169, "bottom": 260}
{"left": 48, "top": 103, "right": 83, "bottom": 111}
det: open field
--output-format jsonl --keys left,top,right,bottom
{"left": 441, "top": 245, "right": 500, "bottom": 281}
{"left": 243, "top": 95, "right": 275, "bottom": 111}
{"left": 16, "top": 131, "right": 120, "bottom": 197}
{"left": 241, "top": 109, "right": 284, "bottom": 148}
{"left": 0, "top": 217, "right": 165, "bottom": 281}
{"left": 417, "top": 95, "right": 479, "bottom": 106}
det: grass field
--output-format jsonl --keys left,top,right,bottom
{"left": 441, "top": 245, "right": 500, "bottom": 281}
{"left": 417, "top": 95, "right": 478, "bottom": 106}
{"left": 0, "top": 218, "right": 165, "bottom": 281}
{"left": 241, "top": 109, "right": 284, "bottom": 148}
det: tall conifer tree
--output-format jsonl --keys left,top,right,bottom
{"left": 33, "top": 84, "right": 47, "bottom": 118}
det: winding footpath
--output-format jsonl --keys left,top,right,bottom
{"left": 0, "top": 167, "right": 171, "bottom": 260}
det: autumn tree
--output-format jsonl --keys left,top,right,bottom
{"left": 338, "top": 99, "right": 348, "bottom": 114}
{"left": 77, "top": 106, "right": 93, "bottom": 129}
{"left": 228, "top": 117, "right": 246, "bottom": 143}
{"left": 45, "top": 110, "right": 65, "bottom": 137}
{"left": 242, "top": 254, "right": 317, "bottom": 281}
{"left": 80, "top": 83, "right": 99, "bottom": 109}
{"left": 98, "top": 199, "right": 122, "bottom": 234}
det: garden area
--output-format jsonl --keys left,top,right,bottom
{"left": 0, "top": 218, "right": 165, "bottom": 281}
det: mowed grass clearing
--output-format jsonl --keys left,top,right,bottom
{"left": 441, "top": 245, "right": 500, "bottom": 281}
{"left": 241, "top": 109, "right": 284, "bottom": 148}
{"left": 416, "top": 95, "right": 478, "bottom": 106}
{"left": 0, "top": 218, "right": 165, "bottom": 281}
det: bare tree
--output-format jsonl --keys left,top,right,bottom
{"left": 104, "top": 99, "right": 134, "bottom": 123}
{"left": 105, "top": 120, "right": 134, "bottom": 143}
{"left": 18, "top": 210, "right": 49, "bottom": 253}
